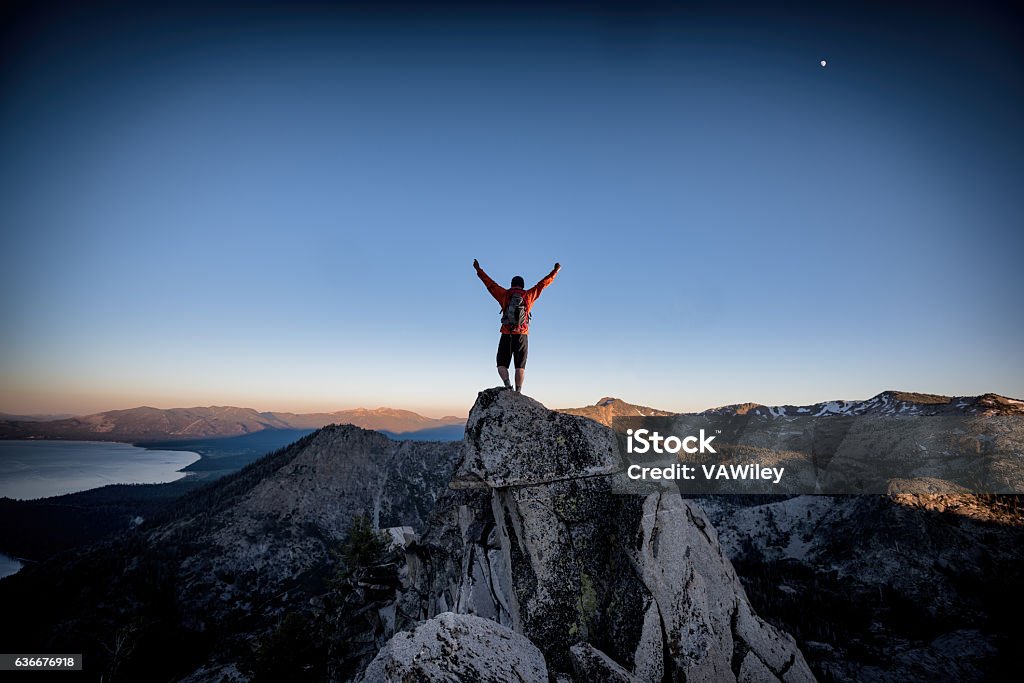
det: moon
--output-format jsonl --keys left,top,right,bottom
{"left": 820, "top": 60, "right": 827, "bottom": 67}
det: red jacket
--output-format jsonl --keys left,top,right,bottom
{"left": 475, "top": 265, "right": 558, "bottom": 335}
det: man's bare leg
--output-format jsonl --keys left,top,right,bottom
{"left": 515, "top": 368, "right": 525, "bottom": 393}
{"left": 497, "top": 366, "right": 512, "bottom": 389}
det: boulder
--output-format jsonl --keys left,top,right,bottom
{"left": 569, "top": 642, "right": 644, "bottom": 682}
{"left": 358, "top": 611, "right": 548, "bottom": 682}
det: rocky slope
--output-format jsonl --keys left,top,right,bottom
{"left": 151, "top": 425, "right": 461, "bottom": 630}
{"left": 698, "top": 493, "right": 1023, "bottom": 681}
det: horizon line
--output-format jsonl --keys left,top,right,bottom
{"left": 2, "top": 387, "right": 1021, "bottom": 422}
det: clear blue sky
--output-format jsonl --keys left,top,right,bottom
{"left": 1, "top": 1, "right": 1022, "bottom": 417}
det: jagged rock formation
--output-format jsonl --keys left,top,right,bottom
{"left": 400, "top": 388, "right": 815, "bottom": 681}
{"left": 359, "top": 612, "right": 548, "bottom": 682}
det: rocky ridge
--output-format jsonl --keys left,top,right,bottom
{"left": 700, "top": 391, "right": 1024, "bottom": 418}
{"left": 154, "top": 424, "right": 462, "bottom": 630}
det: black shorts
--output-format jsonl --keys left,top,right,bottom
{"left": 496, "top": 333, "right": 528, "bottom": 369}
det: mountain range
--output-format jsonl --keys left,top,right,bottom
{"left": 3, "top": 391, "right": 1020, "bottom": 445}
{"left": 559, "top": 390, "right": 1024, "bottom": 426}
{"left": 0, "top": 405, "right": 465, "bottom": 442}
{"left": 699, "top": 390, "right": 1024, "bottom": 418}
{"left": 0, "top": 412, "right": 77, "bottom": 422}
{"left": 0, "top": 387, "right": 1021, "bottom": 681}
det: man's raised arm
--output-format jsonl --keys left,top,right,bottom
{"left": 474, "top": 259, "right": 506, "bottom": 303}
{"left": 526, "top": 262, "right": 560, "bottom": 303}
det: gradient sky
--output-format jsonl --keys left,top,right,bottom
{"left": 1, "top": 1, "right": 1022, "bottom": 418}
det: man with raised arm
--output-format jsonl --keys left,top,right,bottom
{"left": 473, "top": 259, "right": 560, "bottom": 393}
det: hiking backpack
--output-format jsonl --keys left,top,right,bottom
{"left": 501, "top": 289, "right": 531, "bottom": 329}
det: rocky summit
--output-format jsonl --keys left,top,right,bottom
{"left": 388, "top": 388, "right": 815, "bottom": 682}
{"left": 450, "top": 387, "right": 624, "bottom": 488}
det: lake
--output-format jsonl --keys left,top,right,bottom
{"left": 0, "top": 440, "right": 201, "bottom": 500}
{"left": 0, "top": 552, "right": 23, "bottom": 579}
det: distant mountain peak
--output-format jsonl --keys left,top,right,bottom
{"left": 872, "top": 390, "right": 954, "bottom": 405}
{"left": 703, "top": 402, "right": 765, "bottom": 416}
{"left": 558, "top": 397, "right": 675, "bottom": 426}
